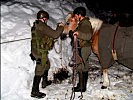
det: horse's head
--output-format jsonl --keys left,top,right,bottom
{"left": 63, "top": 13, "right": 78, "bottom": 34}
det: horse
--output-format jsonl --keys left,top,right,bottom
{"left": 91, "top": 14, "right": 133, "bottom": 89}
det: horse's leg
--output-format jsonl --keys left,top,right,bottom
{"left": 99, "top": 49, "right": 114, "bottom": 89}
{"left": 101, "top": 68, "right": 109, "bottom": 89}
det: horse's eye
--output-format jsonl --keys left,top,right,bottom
{"left": 66, "top": 22, "right": 70, "bottom": 25}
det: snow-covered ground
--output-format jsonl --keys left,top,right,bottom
{"left": 1, "top": 0, "right": 133, "bottom": 100}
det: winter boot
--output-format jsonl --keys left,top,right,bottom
{"left": 82, "top": 71, "right": 88, "bottom": 92}
{"left": 31, "top": 75, "right": 46, "bottom": 98}
{"left": 42, "top": 70, "right": 52, "bottom": 88}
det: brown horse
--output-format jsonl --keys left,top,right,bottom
{"left": 91, "top": 17, "right": 133, "bottom": 89}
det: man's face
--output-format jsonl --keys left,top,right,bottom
{"left": 74, "top": 14, "right": 79, "bottom": 20}
{"left": 39, "top": 17, "right": 48, "bottom": 23}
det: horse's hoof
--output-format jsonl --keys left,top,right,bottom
{"left": 101, "top": 85, "right": 107, "bottom": 89}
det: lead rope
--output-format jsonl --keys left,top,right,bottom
{"left": 70, "top": 34, "right": 85, "bottom": 100}
{"left": 54, "top": 39, "right": 62, "bottom": 54}
{"left": 70, "top": 65, "right": 76, "bottom": 100}
{"left": 60, "top": 37, "right": 63, "bottom": 67}
{"left": 112, "top": 23, "right": 119, "bottom": 60}
{"left": 79, "top": 72, "right": 83, "bottom": 100}
{"left": 70, "top": 34, "right": 77, "bottom": 100}
{"left": 112, "top": 22, "right": 119, "bottom": 53}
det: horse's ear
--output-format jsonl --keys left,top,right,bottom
{"left": 65, "top": 12, "right": 73, "bottom": 22}
{"left": 68, "top": 12, "right": 73, "bottom": 15}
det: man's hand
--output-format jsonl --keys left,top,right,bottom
{"left": 73, "top": 32, "right": 79, "bottom": 36}
{"left": 58, "top": 22, "right": 64, "bottom": 27}
{"left": 29, "top": 53, "right": 36, "bottom": 61}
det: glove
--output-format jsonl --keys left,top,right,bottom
{"left": 29, "top": 53, "right": 36, "bottom": 61}
{"left": 60, "top": 34, "right": 67, "bottom": 40}
{"left": 57, "top": 22, "right": 64, "bottom": 27}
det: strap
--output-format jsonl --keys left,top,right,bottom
{"left": 112, "top": 23, "right": 119, "bottom": 60}
{"left": 112, "top": 23, "right": 119, "bottom": 53}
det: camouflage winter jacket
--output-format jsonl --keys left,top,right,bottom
{"left": 75, "top": 17, "right": 93, "bottom": 47}
{"left": 31, "top": 20, "right": 64, "bottom": 59}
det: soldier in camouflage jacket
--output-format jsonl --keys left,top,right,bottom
{"left": 30, "top": 10, "right": 64, "bottom": 98}
{"left": 70, "top": 7, "right": 93, "bottom": 92}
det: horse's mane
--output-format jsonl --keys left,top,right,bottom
{"left": 89, "top": 17, "right": 103, "bottom": 33}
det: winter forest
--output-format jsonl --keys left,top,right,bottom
{"left": 1, "top": 0, "right": 133, "bottom": 100}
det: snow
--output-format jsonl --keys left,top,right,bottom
{"left": 1, "top": 0, "right": 133, "bottom": 100}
